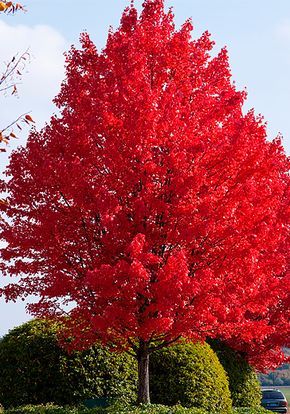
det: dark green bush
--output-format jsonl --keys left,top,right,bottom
{"left": 150, "top": 341, "right": 232, "bottom": 413}
{"left": 0, "top": 320, "right": 137, "bottom": 408}
{"left": 208, "top": 340, "right": 261, "bottom": 408}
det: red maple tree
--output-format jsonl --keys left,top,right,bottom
{"left": 1, "top": 0, "right": 289, "bottom": 403}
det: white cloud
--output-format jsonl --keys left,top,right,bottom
{"left": 0, "top": 22, "right": 68, "bottom": 336}
{"left": 0, "top": 20, "right": 67, "bottom": 170}
{"left": 276, "top": 19, "right": 290, "bottom": 43}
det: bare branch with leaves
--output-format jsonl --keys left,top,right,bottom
{"left": 0, "top": 2, "right": 34, "bottom": 151}
{"left": 0, "top": 1, "right": 25, "bottom": 14}
{"left": 0, "top": 49, "right": 30, "bottom": 94}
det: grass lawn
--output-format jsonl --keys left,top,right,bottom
{"left": 278, "top": 386, "right": 290, "bottom": 401}
{"left": 276, "top": 386, "right": 290, "bottom": 413}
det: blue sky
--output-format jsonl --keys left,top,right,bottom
{"left": 0, "top": 0, "right": 289, "bottom": 337}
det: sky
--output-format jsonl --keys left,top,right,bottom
{"left": 0, "top": 0, "right": 290, "bottom": 337}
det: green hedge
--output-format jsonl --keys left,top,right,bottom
{"left": 0, "top": 320, "right": 137, "bottom": 408}
{"left": 233, "top": 409, "right": 270, "bottom": 414}
{"left": 3, "top": 404, "right": 271, "bottom": 414}
{"left": 150, "top": 341, "right": 232, "bottom": 413}
{"left": 208, "top": 340, "right": 261, "bottom": 407}
{"left": 4, "top": 404, "right": 207, "bottom": 414}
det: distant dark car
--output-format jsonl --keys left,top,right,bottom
{"left": 261, "top": 388, "right": 288, "bottom": 413}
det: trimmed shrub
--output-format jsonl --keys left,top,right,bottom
{"left": 150, "top": 341, "right": 232, "bottom": 413}
{"left": 0, "top": 320, "right": 137, "bottom": 408}
{"left": 208, "top": 340, "right": 261, "bottom": 408}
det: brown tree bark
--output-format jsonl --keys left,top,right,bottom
{"left": 137, "top": 340, "right": 150, "bottom": 404}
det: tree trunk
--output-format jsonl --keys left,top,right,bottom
{"left": 137, "top": 341, "right": 150, "bottom": 404}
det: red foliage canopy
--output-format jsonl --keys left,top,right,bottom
{"left": 1, "top": 0, "right": 289, "bottom": 369}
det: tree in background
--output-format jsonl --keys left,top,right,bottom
{"left": 259, "top": 349, "right": 290, "bottom": 386}
{"left": 0, "top": 0, "right": 289, "bottom": 404}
